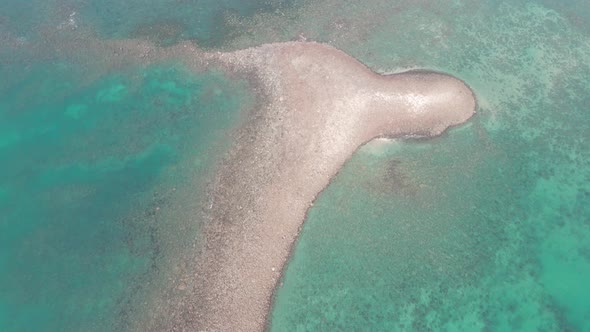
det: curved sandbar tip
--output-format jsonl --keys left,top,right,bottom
{"left": 375, "top": 71, "right": 477, "bottom": 138}
{"left": 347, "top": 69, "right": 477, "bottom": 140}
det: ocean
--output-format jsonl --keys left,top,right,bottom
{"left": 1, "top": 0, "right": 588, "bottom": 331}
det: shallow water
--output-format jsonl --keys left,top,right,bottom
{"left": 1, "top": 0, "right": 588, "bottom": 331}
{"left": 0, "top": 60, "right": 252, "bottom": 330}
{"left": 268, "top": 1, "right": 590, "bottom": 330}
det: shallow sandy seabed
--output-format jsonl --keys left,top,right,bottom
{"left": 33, "top": 32, "right": 476, "bottom": 331}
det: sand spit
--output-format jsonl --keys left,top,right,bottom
{"left": 178, "top": 42, "right": 476, "bottom": 331}
{"left": 36, "top": 33, "right": 476, "bottom": 331}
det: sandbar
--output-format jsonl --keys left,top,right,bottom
{"left": 184, "top": 42, "right": 476, "bottom": 331}
{"left": 38, "top": 33, "right": 477, "bottom": 331}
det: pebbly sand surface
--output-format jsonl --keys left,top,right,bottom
{"left": 35, "top": 32, "right": 476, "bottom": 331}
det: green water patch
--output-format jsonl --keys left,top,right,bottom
{"left": 0, "top": 60, "right": 252, "bottom": 331}
{"left": 0, "top": 0, "right": 54, "bottom": 37}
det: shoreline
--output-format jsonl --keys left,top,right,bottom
{"left": 264, "top": 115, "right": 477, "bottom": 331}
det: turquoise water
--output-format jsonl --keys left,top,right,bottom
{"left": 1, "top": 0, "right": 589, "bottom": 331}
{"left": 266, "top": 1, "right": 590, "bottom": 330}
{"left": 0, "top": 59, "right": 252, "bottom": 330}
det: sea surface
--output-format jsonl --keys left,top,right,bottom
{"left": 1, "top": 0, "right": 589, "bottom": 331}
